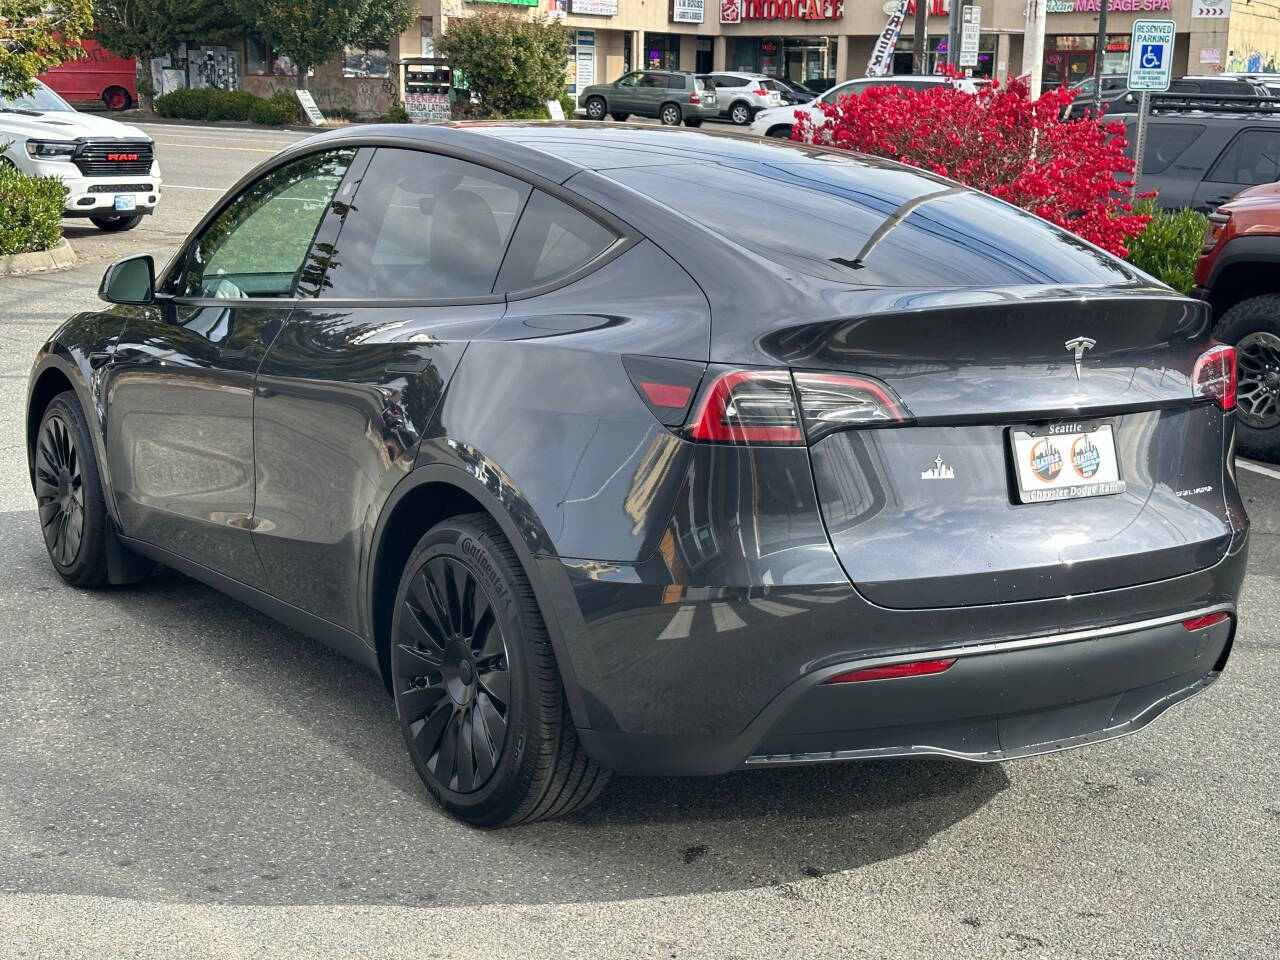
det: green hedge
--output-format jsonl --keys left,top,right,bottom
{"left": 0, "top": 160, "right": 64, "bottom": 256}
{"left": 1127, "top": 201, "right": 1209, "bottom": 294}
{"left": 154, "top": 88, "right": 303, "bottom": 125}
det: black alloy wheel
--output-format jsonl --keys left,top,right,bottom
{"left": 35, "top": 412, "right": 85, "bottom": 568}
{"left": 1235, "top": 330, "right": 1280, "bottom": 431}
{"left": 33, "top": 391, "right": 110, "bottom": 587}
{"left": 390, "top": 515, "right": 608, "bottom": 826}
{"left": 395, "top": 554, "right": 511, "bottom": 795}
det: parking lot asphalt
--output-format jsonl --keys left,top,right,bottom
{"left": 0, "top": 122, "right": 1277, "bottom": 959}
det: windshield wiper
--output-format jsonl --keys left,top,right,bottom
{"left": 0, "top": 107, "right": 43, "bottom": 116}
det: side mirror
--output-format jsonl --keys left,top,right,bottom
{"left": 99, "top": 254, "right": 155, "bottom": 305}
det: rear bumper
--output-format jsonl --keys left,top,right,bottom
{"left": 576, "top": 605, "right": 1236, "bottom": 776}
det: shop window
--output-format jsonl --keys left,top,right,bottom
{"left": 244, "top": 31, "right": 297, "bottom": 77}
{"left": 420, "top": 17, "right": 435, "bottom": 58}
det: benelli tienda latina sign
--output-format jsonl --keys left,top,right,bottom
{"left": 720, "top": 0, "right": 845, "bottom": 22}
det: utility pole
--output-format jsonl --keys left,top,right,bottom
{"left": 913, "top": 0, "right": 929, "bottom": 75}
{"left": 1021, "top": 0, "right": 1047, "bottom": 98}
{"left": 1090, "top": 0, "right": 1110, "bottom": 117}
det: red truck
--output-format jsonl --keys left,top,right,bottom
{"left": 38, "top": 38, "right": 136, "bottom": 111}
{"left": 1194, "top": 180, "right": 1280, "bottom": 461}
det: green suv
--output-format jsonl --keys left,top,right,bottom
{"left": 578, "top": 70, "right": 719, "bottom": 127}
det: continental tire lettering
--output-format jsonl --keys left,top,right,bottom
{"left": 460, "top": 536, "right": 512, "bottom": 609}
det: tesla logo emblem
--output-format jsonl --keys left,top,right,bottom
{"left": 107, "top": 153, "right": 139, "bottom": 161}
{"left": 1065, "top": 336, "right": 1096, "bottom": 380}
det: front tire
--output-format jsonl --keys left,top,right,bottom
{"left": 1216, "top": 294, "right": 1280, "bottom": 461}
{"left": 585, "top": 96, "right": 606, "bottom": 121}
{"left": 766, "top": 124, "right": 793, "bottom": 139}
{"left": 390, "top": 514, "right": 608, "bottom": 826}
{"left": 33, "top": 392, "right": 109, "bottom": 588}
{"left": 660, "top": 102, "right": 682, "bottom": 126}
{"left": 90, "top": 214, "right": 143, "bottom": 232}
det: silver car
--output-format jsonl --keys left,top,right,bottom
{"left": 700, "top": 72, "right": 782, "bottom": 125}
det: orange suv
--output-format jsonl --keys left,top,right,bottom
{"left": 1194, "top": 180, "right": 1280, "bottom": 460}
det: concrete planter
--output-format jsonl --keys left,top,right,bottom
{"left": 0, "top": 238, "right": 76, "bottom": 277}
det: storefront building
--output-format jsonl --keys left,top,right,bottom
{"left": 383, "top": 0, "right": 1256, "bottom": 107}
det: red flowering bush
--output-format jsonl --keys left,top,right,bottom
{"left": 792, "top": 73, "right": 1150, "bottom": 258}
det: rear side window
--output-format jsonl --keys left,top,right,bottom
{"left": 496, "top": 191, "right": 617, "bottom": 292}
{"left": 665, "top": 74, "right": 688, "bottom": 89}
{"left": 1209, "top": 129, "right": 1280, "bottom": 186}
{"left": 609, "top": 159, "right": 1137, "bottom": 287}
{"left": 1142, "top": 123, "right": 1204, "bottom": 174}
{"left": 321, "top": 148, "right": 529, "bottom": 300}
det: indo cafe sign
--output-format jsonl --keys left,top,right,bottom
{"left": 721, "top": 0, "right": 845, "bottom": 22}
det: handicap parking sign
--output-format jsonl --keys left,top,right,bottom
{"left": 1128, "top": 20, "right": 1175, "bottom": 91}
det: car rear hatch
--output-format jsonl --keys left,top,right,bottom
{"left": 783, "top": 291, "right": 1237, "bottom": 607}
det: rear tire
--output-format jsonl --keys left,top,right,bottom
{"left": 610, "top": 112, "right": 629, "bottom": 121}
{"left": 102, "top": 86, "right": 132, "bottom": 111}
{"left": 684, "top": 118, "right": 703, "bottom": 127}
{"left": 660, "top": 102, "right": 682, "bottom": 126}
{"left": 33, "top": 392, "right": 109, "bottom": 589}
{"left": 729, "top": 101, "right": 752, "bottom": 125}
{"left": 89, "top": 214, "right": 143, "bottom": 232}
{"left": 1216, "top": 294, "right": 1280, "bottom": 461}
{"left": 585, "top": 97, "right": 606, "bottom": 121}
{"left": 389, "top": 514, "right": 609, "bottom": 826}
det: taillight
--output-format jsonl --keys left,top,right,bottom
{"left": 688, "top": 370, "right": 804, "bottom": 444}
{"left": 1192, "top": 343, "right": 1236, "bottom": 411}
{"left": 1182, "top": 611, "right": 1230, "bottom": 631}
{"left": 1202, "top": 211, "right": 1230, "bottom": 253}
{"left": 823, "top": 658, "right": 956, "bottom": 684}
{"left": 793, "top": 371, "right": 912, "bottom": 441}
{"left": 690, "top": 92, "right": 700, "bottom": 104}
{"left": 755, "top": 87, "right": 769, "bottom": 96}
{"left": 622, "top": 355, "right": 705, "bottom": 427}
{"left": 684, "top": 368, "right": 914, "bottom": 445}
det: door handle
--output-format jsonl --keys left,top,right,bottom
{"left": 219, "top": 344, "right": 252, "bottom": 359}
{"left": 89, "top": 351, "right": 113, "bottom": 369}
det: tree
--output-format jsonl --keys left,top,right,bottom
{"left": 233, "top": 0, "right": 415, "bottom": 89}
{"left": 93, "top": 1, "right": 239, "bottom": 109}
{"left": 0, "top": 1, "right": 93, "bottom": 99}
{"left": 436, "top": 12, "right": 567, "bottom": 118}
{"left": 792, "top": 74, "right": 1150, "bottom": 259}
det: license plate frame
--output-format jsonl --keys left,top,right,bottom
{"left": 1009, "top": 421, "right": 1125, "bottom": 504}
{"left": 113, "top": 194, "right": 136, "bottom": 212}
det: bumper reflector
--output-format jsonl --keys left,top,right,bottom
{"left": 1181, "top": 611, "right": 1230, "bottom": 631}
{"left": 823, "top": 658, "right": 956, "bottom": 685}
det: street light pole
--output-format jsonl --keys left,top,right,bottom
{"left": 913, "top": 0, "right": 929, "bottom": 75}
{"left": 1090, "top": 0, "right": 1110, "bottom": 117}
{"left": 948, "top": 0, "right": 961, "bottom": 74}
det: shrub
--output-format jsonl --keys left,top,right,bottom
{"left": 793, "top": 72, "right": 1150, "bottom": 258}
{"left": 0, "top": 158, "right": 64, "bottom": 256}
{"left": 378, "top": 103, "right": 410, "bottom": 123}
{"left": 1125, "top": 201, "right": 1208, "bottom": 293}
{"left": 155, "top": 87, "right": 301, "bottom": 125}
{"left": 436, "top": 11, "right": 568, "bottom": 118}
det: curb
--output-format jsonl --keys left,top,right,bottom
{"left": 119, "top": 113, "right": 338, "bottom": 134}
{"left": 0, "top": 238, "right": 77, "bottom": 277}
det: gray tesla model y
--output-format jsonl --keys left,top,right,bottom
{"left": 25, "top": 124, "right": 1248, "bottom": 826}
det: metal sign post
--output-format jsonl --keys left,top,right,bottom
{"left": 1126, "top": 19, "right": 1174, "bottom": 198}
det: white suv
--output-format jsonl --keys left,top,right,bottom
{"left": 1, "top": 80, "right": 161, "bottom": 232}
{"left": 700, "top": 73, "right": 783, "bottom": 126}
{"left": 750, "top": 75, "right": 989, "bottom": 140}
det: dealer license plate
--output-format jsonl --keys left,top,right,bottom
{"left": 114, "top": 194, "right": 136, "bottom": 212}
{"left": 1010, "top": 423, "right": 1125, "bottom": 503}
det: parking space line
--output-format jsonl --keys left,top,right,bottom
{"left": 1238, "top": 458, "right": 1280, "bottom": 481}
{"left": 165, "top": 184, "right": 226, "bottom": 191}
{"left": 657, "top": 605, "right": 696, "bottom": 640}
{"left": 711, "top": 602, "right": 746, "bottom": 633}
{"left": 748, "top": 598, "right": 805, "bottom": 618}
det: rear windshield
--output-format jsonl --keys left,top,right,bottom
{"left": 608, "top": 157, "right": 1139, "bottom": 287}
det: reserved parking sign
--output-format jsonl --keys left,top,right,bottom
{"left": 1127, "top": 19, "right": 1175, "bottom": 92}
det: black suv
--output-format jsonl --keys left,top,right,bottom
{"left": 1072, "top": 75, "right": 1269, "bottom": 118}
{"left": 1128, "top": 112, "right": 1280, "bottom": 210}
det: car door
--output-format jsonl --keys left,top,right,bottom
{"left": 1193, "top": 126, "right": 1280, "bottom": 210}
{"left": 250, "top": 146, "right": 523, "bottom": 632}
{"left": 638, "top": 72, "right": 667, "bottom": 116}
{"left": 612, "top": 71, "right": 642, "bottom": 112}
{"left": 104, "top": 147, "right": 355, "bottom": 589}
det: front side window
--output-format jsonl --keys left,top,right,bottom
{"left": 1209, "top": 129, "right": 1280, "bottom": 186}
{"left": 496, "top": 191, "right": 617, "bottom": 292}
{"left": 182, "top": 149, "right": 353, "bottom": 299}
{"left": 321, "top": 148, "right": 529, "bottom": 300}
{"left": 822, "top": 81, "right": 860, "bottom": 104}
{"left": 617, "top": 73, "right": 641, "bottom": 88}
